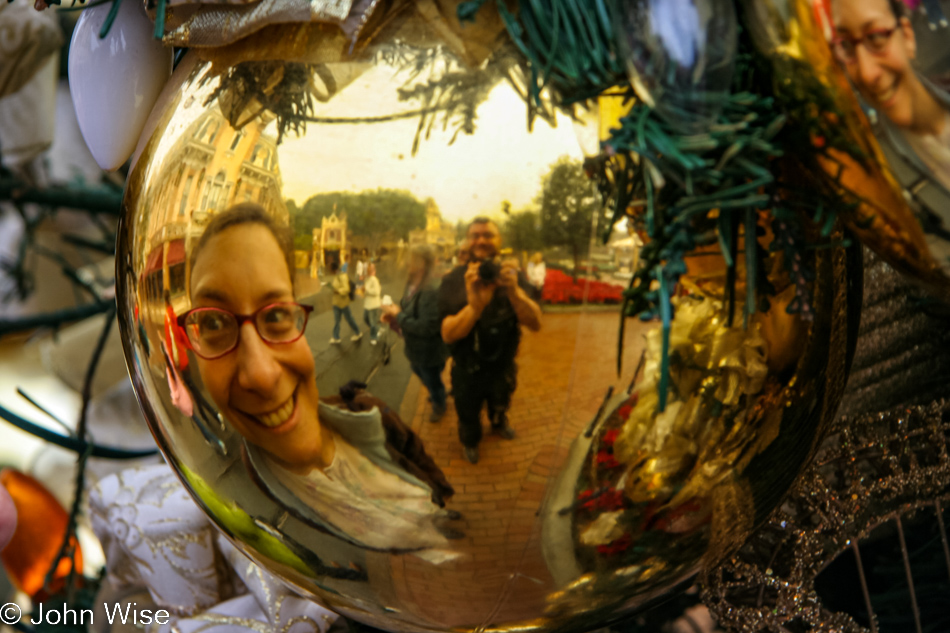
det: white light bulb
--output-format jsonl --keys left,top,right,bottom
{"left": 68, "top": 0, "right": 172, "bottom": 171}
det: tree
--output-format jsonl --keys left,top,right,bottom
{"left": 504, "top": 210, "right": 544, "bottom": 255}
{"left": 292, "top": 231, "right": 312, "bottom": 251}
{"left": 347, "top": 189, "right": 428, "bottom": 247}
{"left": 286, "top": 199, "right": 313, "bottom": 250}
{"left": 538, "top": 156, "right": 607, "bottom": 277}
{"left": 294, "top": 189, "right": 427, "bottom": 252}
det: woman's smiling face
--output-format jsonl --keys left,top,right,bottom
{"left": 189, "top": 222, "right": 324, "bottom": 472}
{"left": 833, "top": 0, "right": 921, "bottom": 130}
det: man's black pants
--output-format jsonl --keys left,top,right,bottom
{"left": 450, "top": 359, "right": 517, "bottom": 448}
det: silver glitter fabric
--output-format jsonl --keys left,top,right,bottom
{"left": 837, "top": 251, "right": 950, "bottom": 417}
{"left": 703, "top": 250, "right": 950, "bottom": 632}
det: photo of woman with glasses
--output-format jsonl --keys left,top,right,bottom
{"left": 175, "top": 203, "right": 461, "bottom": 560}
{"left": 831, "top": 0, "right": 950, "bottom": 191}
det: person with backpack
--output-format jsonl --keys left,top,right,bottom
{"left": 382, "top": 245, "right": 449, "bottom": 422}
{"left": 329, "top": 259, "right": 361, "bottom": 344}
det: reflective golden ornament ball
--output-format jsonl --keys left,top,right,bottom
{"left": 116, "top": 9, "right": 859, "bottom": 632}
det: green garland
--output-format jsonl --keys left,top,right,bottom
{"left": 459, "top": 0, "right": 627, "bottom": 105}
{"left": 201, "top": 62, "right": 318, "bottom": 143}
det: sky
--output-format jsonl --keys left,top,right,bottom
{"left": 275, "top": 62, "right": 586, "bottom": 223}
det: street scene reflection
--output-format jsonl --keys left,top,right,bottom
{"left": 126, "top": 47, "right": 647, "bottom": 629}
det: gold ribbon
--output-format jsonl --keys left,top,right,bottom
{"left": 159, "top": 0, "right": 512, "bottom": 70}
{"left": 615, "top": 297, "right": 771, "bottom": 507}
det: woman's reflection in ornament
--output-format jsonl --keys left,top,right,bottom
{"left": 183, "top": 203, "right": 461, "bottom": 559}
{"left": 832, "top": 0, "right": 950, "bottom": 190}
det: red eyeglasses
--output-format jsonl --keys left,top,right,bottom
{"left": 177, "top": 302, "right": 314, "bottom": 359}
{"left": 831, "top": 26, "right": 899, "bottom": 64}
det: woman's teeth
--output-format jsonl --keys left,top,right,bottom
{"left": 876, "top": 84, "right": 897, "bottom": 105}
{"left": 257, "top": 395, "right": 294, "bottom": 428}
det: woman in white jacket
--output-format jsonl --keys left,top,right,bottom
{"left": 363, "top": 262, "right": 382, "bottom": 344}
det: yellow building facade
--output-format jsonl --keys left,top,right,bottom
{"left": 140, "top": 109, "right": 287, "bottom": 304}
{"left": 311, "top": 211, "right": 348, "bottom": 277}
{"left": 408, "top": 198, "right": 456, "bottom": 259}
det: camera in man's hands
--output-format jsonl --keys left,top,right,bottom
{"left": 477, "top": 258, "right": 502, "bottom": 283}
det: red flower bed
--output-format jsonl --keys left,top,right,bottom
{"left": 541, "top": 269, "right": 624, "bottom": 305}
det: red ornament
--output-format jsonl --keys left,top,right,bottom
{"left": 597, "top": 534, "right": 632, "bottom": 556}
{"left": 0, "top": 469, "right": 83, "bottom": 600}
{"left": 595, "top": 450, "right": 621, "bottom": 469}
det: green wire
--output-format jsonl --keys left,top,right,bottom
{"left": 98, "top": 0, "right": 121, "bottom": 39}
{"left": 456, "top": 0, "right": 490, "bottom": 22}
{"left": 717, "top": 211, "right": 734, "bottom": 268}
{"left": 744, "top": 206, "right": 757, "bottom": 328}
{"left": 153, "top": 0, "right": 167, "bottom": 40}
{"left": 658, "top": 270, "right": 671, "bottom": 412}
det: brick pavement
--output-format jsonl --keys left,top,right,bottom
{"left": 382, "top": 310, "right": 649, "bottom": 629}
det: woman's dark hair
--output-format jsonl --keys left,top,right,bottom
{"left": 835, "top": 0, "right": 908, "bottom": 21}
{"left": 410, "top": 244, "right": 437, "bottom": 284}
{"left": 189, "top": 202, "right": 296, "bottom": 291}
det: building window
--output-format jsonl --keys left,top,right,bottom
{"left": 179, "top": 175, "right": 194, "bottom": 216}
{"left": 195, "top": 118, "right": 210, "bottom": 140}
{"left": 200, "top": 179, "right": 210, "bottom": 211}
{"left": 207, "top": 172, "right": 227, "bottom": 211}
{"left": 229, "top": 130, "right": 244, "bottom": 152}
{"left": 169, "top": 263, "right": 186, "bottom": 294}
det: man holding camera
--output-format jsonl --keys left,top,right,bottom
{"left": 439, "top": 217, "right": 542, "bottom": 464}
